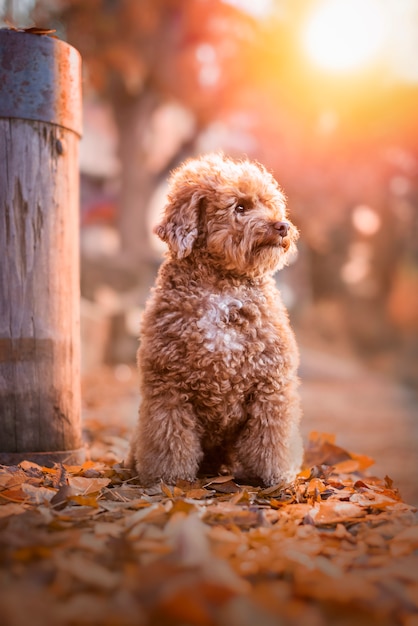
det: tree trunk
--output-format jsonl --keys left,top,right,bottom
{"left": 113, "top": 91, "right": 161, "bottom": 270}
{"left": 0, "top": 31, "right": 84, "bottom": 466}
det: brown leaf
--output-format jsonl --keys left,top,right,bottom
{"left": 203, "top": 503, "right": 261, "bottom": 528}
{"left": 18, "top": 460, "right": 44, "bottom": 473}
{"left": 67, "top": 476, "right": 110, "bottom": 495}
{"left": 204, "top": 475, "right": 235, "bottom": 486}
{"left": 258, "top": 484, "right": 286, "bottom": 497}
{"left": 0, "top": 467, "right": 29, "bottom": 489}
{"left": 52, "top": 465, "right": 68, "bottom": 489}
{"left": 186, "top": 488, "right": 214, "bottom": 500}
{"left": 50, "top": 484, "right": 73, "bottom": 509}
{"left": 385, "top": 475, "right": 394, "bottom": 489}
{"left": 54, "top": 553, "right": 120, "bottom": 590}
{"left": 0, "top": 502, "right": 27, "bottom": 518}
{"left": 21, "top": 483, "right": 57, "bottom": 504}
{"left": 304, "top": 439, "right": 352, "bottom": 467}
{"left": 211, "top": 480, "right": 240, "bottom": 494}
{"left": 23, "top": 27, "right": 56, "bottom": 35}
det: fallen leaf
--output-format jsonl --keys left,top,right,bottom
{"left": 204, "top": 475, "right": 235, "bottom": 486}
{"left": 211, "top": 480, "right": 241, "bottom": 494}
{"left": 186, "top": 488, "right": 214, "bottom": 500}
{"left": 332, "top": 459, "right": 360, "bottom": 473}
{"left": 349, "top": 452, "right": 375, "bottom": 471}
{"left": 0, "top": 487, "right": 27, "bottom": 503}
{"left": 67, "top": 476, "right": 111, "bottom": 495}
{"left": 390, "top": 525, "right": 418, "bottom": 557}
{"left": 50, "top": 484, "right": 73, "bottom": 509}
{"left": 21, "top": 483, "right": 57, "bottom": 504}
{"left": 313, "top": 501, "right": 366, "bottom": 525}
{"left": 0, "top": 502, "right": 27, "bottom": 518}
{"left": 160, "top": 482, "right": 173, "bottom": 498}
{"left": 69, "top": 494, "right": 99, "bottom": 508}
{"left": 306, "top": 478, "right": 327, "bottom": 494}
{"left": 54, "top": 553, "right": 120, "bottom": 590}
{"left": 23, "top": 27, "right": 56, "bottom": 35}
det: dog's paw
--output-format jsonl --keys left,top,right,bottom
{"left": 261, "top": 465, "right": 301, "bottom": 488}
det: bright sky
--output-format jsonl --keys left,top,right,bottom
{"left": 302, "top": 0, "right": 386, "bottom": 73}
{"left": 224, "top": 0, "right": 418, "bottom": 84}
{"left": 301, "top": 0, "right": 418, "bottom": 82}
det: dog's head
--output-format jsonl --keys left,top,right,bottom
{"left": 155, "top": 153, "right": 298, "bottom": 276}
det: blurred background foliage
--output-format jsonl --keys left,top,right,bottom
{"left": 2, "top": 0, "right": 418, "bottom": 386}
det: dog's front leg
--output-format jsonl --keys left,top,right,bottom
{"left": 127, "top": 395, "right": 203, "bottom": 486}
{"left": 233, "top": 387, "right": 303, "bottom": 487}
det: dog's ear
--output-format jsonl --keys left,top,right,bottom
{"left": 154, "top": 189, "right": 204, "bottom": 259}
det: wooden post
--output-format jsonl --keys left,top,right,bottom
{"left": 0, "top": 30, "right": 85, "bottom": 466}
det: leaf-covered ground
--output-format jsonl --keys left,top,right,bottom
{"left": 1, "top": 415, "right": 417, "bottom": 625}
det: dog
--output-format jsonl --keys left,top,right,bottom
{"left": 127, "top": 153, "right": 303, "bottom": 486}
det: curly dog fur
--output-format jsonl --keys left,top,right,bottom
{"left": 127, "top": 153, "right": 303, "bottom": 486}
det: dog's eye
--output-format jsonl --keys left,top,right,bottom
{"left": 235, "top": 202, "right": 247, "bottom": 214}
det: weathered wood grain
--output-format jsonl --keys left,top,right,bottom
{"left": 0, "top": 119, "right": 84, "bottom": 463}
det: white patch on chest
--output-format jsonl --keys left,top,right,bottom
{"left": 196, "top": 294, "right": 245, "bottom": 362}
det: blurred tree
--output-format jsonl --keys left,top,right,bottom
{"left": 21, "top": 0, "right": 418, "bottom": 375}
{"left": 34, "top": 0, "right": 257, "bottom": 270}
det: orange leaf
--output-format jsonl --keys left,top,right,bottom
{"left": 69, "top": 494, "right": 99, "bottom": 508}
{"left": 0, "top": 487, "right": 27, "bottom": 502}
{"left": 186, "top": 488, "right": 213, "bottom": 500}
{"left": 314, "top": 501, "right": 365, "bottom": 525}
{"left": 156, "top": 587, "right": 213, "bottom": 626}
{"left": 309, "top": 431, "right": 336, "bottom": 444}
{"left": 13, "top": 546, "right": 52, "bottom": 561}
{"left": 349, "top": 452, "right": 375, "bottom": 470}
{"left": 333, "top": 459, "right": 360, "bottom": 474}
{"left": 63, "top": 460, "right": 97, "bottom": 474}
{"left": 306, "top": 478, "right": 326, "bottom": 495}
{"left": 161, "top": 482, "right": 173, "bottom": 498}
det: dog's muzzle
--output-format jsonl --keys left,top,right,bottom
{"left": 273, "top": 221, "right": 290, "bottom": 238}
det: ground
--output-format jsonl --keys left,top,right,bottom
{"left": 0, "top": 341, "right": 417, "bottom": 626}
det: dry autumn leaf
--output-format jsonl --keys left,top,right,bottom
{"left": 67, "top": 475, "right": 111, "bottom": 495}
{"left": 0, "top": 423, "right": 417, "bottom": 626}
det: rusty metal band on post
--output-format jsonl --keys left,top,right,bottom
{"left": 0, "top": 29, "right": 82, "bottom": 136}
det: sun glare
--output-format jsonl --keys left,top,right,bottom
{"left": 303, "top": 0, "right": 386, "bottom": 73}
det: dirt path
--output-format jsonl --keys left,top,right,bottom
{"left": 82, "top": 344, "right": 418, "bottom": 507}
{"left": 299, "top": 346, "right": 418, "bottom": 506}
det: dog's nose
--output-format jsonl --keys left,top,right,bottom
{"left": 273, "top": 221, "right": 289, "bottom": 237}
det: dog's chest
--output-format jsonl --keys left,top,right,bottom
{"left": 196, "top": 294, "right": 246, "bottom": 361}
{"left": 194, "top": 292, "right": 280, "bottom": 369}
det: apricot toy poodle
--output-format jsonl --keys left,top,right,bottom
{"left": 127, "top": 153, "right": 303, "bottom": 486}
